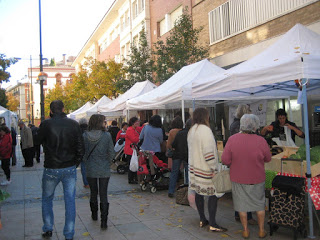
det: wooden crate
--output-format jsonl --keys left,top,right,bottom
{"left": 266, "top": 146, "right": 320, "bottom": 177}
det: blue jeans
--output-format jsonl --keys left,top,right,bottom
{"left": 42, "top": 166, "right": 77, "bottom": 239}
{"left": 168, "top": 159, "right": 188, "bottom": 194}
{"left": 81, "top": 162, "right": 88, "bottom": 186}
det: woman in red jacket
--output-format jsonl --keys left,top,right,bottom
{"left": 124, "top": 117, "right": 141, "bottom": 184}
{"left": 0, "top": 126, "right": 12, "bottom": 185}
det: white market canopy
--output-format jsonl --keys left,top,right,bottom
{"left": 98, "top": 80, "right": 157, "bottom": 117}
{"left": 75, "top": 95, "right": 111, "bottom": 119}
{"left": 0, "top": 105, "right": 18, "bottom": 130}
{"left": 192, "top": 24, "right": 320, "bottom": 100}
{"left": 67, "top": 101, "right": 93, "bottom": 120}
{"left": 126, "top": 59, "right": 226, "bottom": 110}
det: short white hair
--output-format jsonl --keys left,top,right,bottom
{"left": 240, "top": 114, "right": 260, "bottom": 132}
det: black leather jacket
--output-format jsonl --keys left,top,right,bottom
{"left": 35, "top": 113, "right": 84, "bottom": 169}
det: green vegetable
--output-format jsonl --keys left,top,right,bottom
{"left": 297, "top": 144, "right": 306, "bottom": 160}
{"left": 310, "top": 145, "right": 320, "bottom": 164}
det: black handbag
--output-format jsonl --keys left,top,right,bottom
{"left": 272, "top": 175, "right": 305, "bottom": 196}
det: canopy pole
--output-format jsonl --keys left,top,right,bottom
{"left": 288, "top": 96, "right": 293, "bottom": 121}
{"left": 192, "top": 98, "right": 195, "bottom": 111}
{"left": 127, "top": 109, "right": 130, "bottom": 122}
{"left": 302, "top": 78, "right": 315, "bottom": 239}
{"left": 181, "top": 100, "right": 185, "bottom": 126}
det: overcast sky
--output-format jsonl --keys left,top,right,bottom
{"left": 0, "top": 0, "right": 112, "bottom": 88}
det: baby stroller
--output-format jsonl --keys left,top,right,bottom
{"left": 113, "top": 138, "right": 128, "bottom": 174}
{"left": 133, "top": 144, "right": 170, "bottom": 193}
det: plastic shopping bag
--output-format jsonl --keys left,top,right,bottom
{"left": 129, "top": 149, "right": 139, "bottom": 172}
{"left": 272, "top": 126, "right": 297, "bottom": 147}
{"left": 114, "top": 138, "right": 125, "bottom": 152}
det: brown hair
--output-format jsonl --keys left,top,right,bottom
{"left": 88, "top": 114, "right": 106, "bottom": 131}
{"left": 192, "top": 108, "right": 209, "bottom": 127}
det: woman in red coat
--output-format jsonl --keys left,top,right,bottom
{"left": 0, "top": 126, "right": 12, "bottom": 185}
{"left": 124, "top": 117, "right": 141, "bottom": 184}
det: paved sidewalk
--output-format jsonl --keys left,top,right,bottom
{"left": 0, "top": 146, "right": 318, "bottom": 240}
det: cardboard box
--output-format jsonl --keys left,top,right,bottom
{"left": 265, "top": 146, "right": 320, "bottom": 177}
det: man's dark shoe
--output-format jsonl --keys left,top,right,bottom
{"left": 65, "top": 239, "right": 73, "bottom": 240}
{"left": 42, "top": 231, "right": 52, "bottom": 238}
{"left": 168, "top": 193, "right": 174, "bottom": 198}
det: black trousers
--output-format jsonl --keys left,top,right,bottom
{"left": 195, "top": 193, "right": 218, "bottom": 227}
{"left": 1, "top": 158, "right": 10, "bottom": 180}
{"left": 87, "top": 177, "right": 110, "bottom": 204}
{"left": 34, "top": 145, "right": 41, "bottom": 161}
{"left": 22, "top": 148, "right": 34, "bottom": 166}
{"left": 126, "top": 155, "right": 137, "bottom": 182}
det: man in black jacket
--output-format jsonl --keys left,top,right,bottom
{"left": 108, "top": 120, "right": 120, "bottom": 145}
{"left": 35, "top": 100, "right": 84, "bottom": 240}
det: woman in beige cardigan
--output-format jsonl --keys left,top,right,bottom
{"left": 188, "top": 108, "right": 227, "bottom": 232}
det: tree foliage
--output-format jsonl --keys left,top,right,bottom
{"left": 44, "top": 58, "right": 126, "bottom": 113}
{"left": 0, "top": 54, "right": 18, "bottom": 83}
{"left": 49, "top": 58, "right": 56, "bottom": 66}
{"left": 120, "top": 26, "right": 155, "bottom": 92}
{"left": 6, "top": 92, "right": 19, "bottom": 112}
{"left": 0, "top": 89, "right": 8, "bottom": 108}
{"left": 153, "top": 8, "right": 209, "bottom": 83}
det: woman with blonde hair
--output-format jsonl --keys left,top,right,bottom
{"left": 188, "top": 108, "right": 227, "bottom": 232}
{"left": 222, "top": 114, "right": 271, "bottom": 238}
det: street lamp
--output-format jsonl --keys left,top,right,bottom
{"left": 37, "top": 72, "right": 47, "bottom": 121}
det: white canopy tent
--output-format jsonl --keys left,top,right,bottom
{"left": 0, "top": 106, "right": 18, "bottom": 130}
{"left": 75, "top": 95, "right": 111, "bottom": 119}
{"left": 192, "top": 24, "right": 320, "bottom": 100}
{"left": 98, "top": 80, "right": 157, "bottom": 118}
{"left": 67, "top": 101, "right": 93, "bottom": 120}
{"left": 191, "top": 24, "right": 320, "bottom": 237}
{"left": 126, "top": 59, "right": 226, "bottom": 111}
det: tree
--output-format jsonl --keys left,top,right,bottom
{"left": 6, "top": 92, "right": 19, "bottom": 112}
{"left": 0, "top": 54, "right": 18, "bottom": 83}
{"left": 49, "top": 58, "right": 56, "bottom": 66}
{"left": 121, "top": 26, "right": 155, "bottom": 92}
{"left": 0, "top": 89, "right": 8, "bottom": 108}
{"left": 45, "top": 57, "right": 126, "bottom": 114}
{"left": 153, "top": 8, "right": 209, "bottom": 83}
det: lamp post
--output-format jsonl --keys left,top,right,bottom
{"left": 39, "top": 0, "right": 45, "bottom": 122}
{"left": 37, "top": 72, "right": 47, "bottom": 121}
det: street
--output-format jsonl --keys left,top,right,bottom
{"left": 0, "top": 145, "right": 317, "bottom": 240}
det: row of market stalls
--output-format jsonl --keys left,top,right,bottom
{"left": 68, "top": 23, "right": 320, "bottom": 236}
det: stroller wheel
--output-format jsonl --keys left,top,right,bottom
{"left": 141, "top": 183, "right": 147, "bottom": 191}
{"left": 117, "top": 165, "right": 126, "bottom": 174}
{"left": 150, "top": 186, "right": 157, "bottom": 193}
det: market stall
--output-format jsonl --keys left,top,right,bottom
{"left": 192, "top": 24, "right": 320, "bottom": 236}
{"left": 67, "top": 101, "right": 93, "bottom": 120}
{"left": 75, "top": 95, "right": 111, "bottom": 119}
{"left": 98, "top": 80, "right": 157, "bottom": 118}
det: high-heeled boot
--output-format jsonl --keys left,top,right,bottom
{"left": 90, "top": 202, "right": 98, "bottom": 221}
{"left": 100, "top": 202, "right": 109, "bottom": 230}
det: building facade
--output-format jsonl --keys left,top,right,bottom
{"left": 6, "top": 55, "right": 75, "bottom": 125}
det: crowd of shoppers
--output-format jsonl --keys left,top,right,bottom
{"left": 0, "top": 99, "right": 279, "bottom": 239}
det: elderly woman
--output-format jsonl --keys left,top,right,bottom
{"left": 188, "top": 108, "right": 227, "bottom": 232}
{"left": 222, "top": 114, "right": 271, "bottom": 239}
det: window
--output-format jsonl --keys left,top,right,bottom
{"left": 133, "top": 1, "right": 138, "bottom": 19}
{"left": 209, "top": 0, "right": 315, "bottom": 44}
{"left": 158, "top": 6, "right": 183, "bottom": 36}
{"left": 140, "top": 0, "right": 145, "bottom": 12}
{"left": 56, "top": 73, "right": 62, "bottom": 85}
{"left": 133, "top": 35, "right": 139, "bottom": 48}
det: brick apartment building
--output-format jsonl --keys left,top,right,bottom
{"left": 73, "top": 0, "right": 320, "bottom": 71}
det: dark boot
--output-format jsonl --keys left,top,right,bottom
{"left": 90, "top": 202, "right": 98, "bottom": 221}
{"left": 100, "top": 202, "right": 109, "bottom": 230}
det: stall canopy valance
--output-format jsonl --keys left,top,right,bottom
{"left": 67, "top": 101, "right": 93, "bottom": 120}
